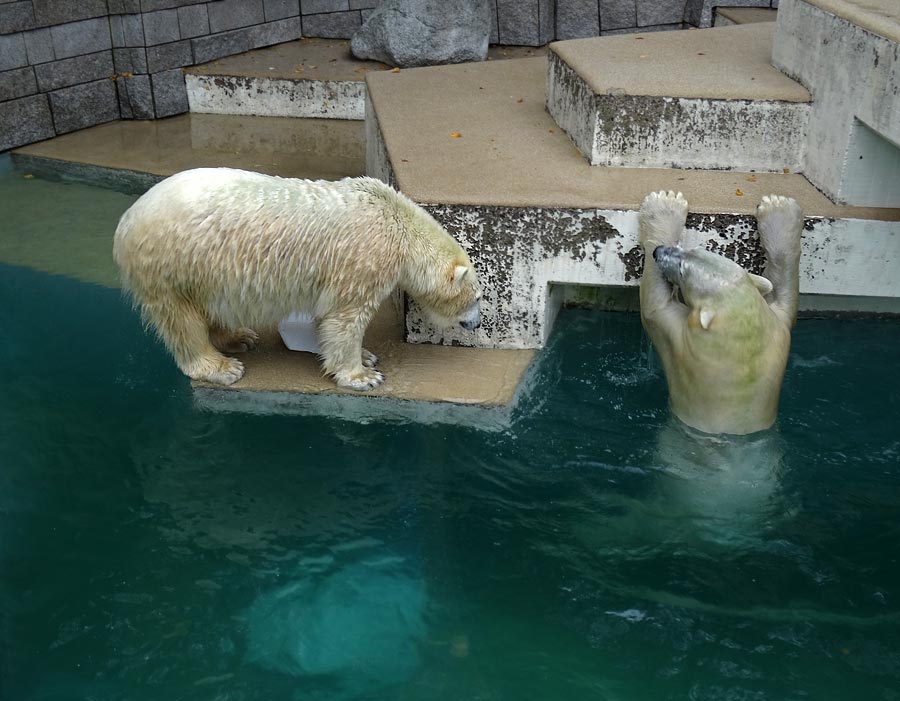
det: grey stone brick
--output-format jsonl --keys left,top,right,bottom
{"left": 116, "top": 72, "right": 153, "bottom": 119}
{"left": 248, "top": 16, "right": 302, "bottom": 48}
{"left": 301, "top": 10, "right": 360, "bottom": 38}
{"left": 177, "top": 3, "right": 210, "bottom": 38}
{"left": 32, "top": 0, "right": 108, "bottom": 26}
{"left": 146, "top": 39, "right": 192, "bottom": 72}
{"left": 192, "top": 27, "right": 252, "bottom": 63}
{"left": 143, "top": 9, "right": 181, "bottom": 45}
{"left": 151, "top": 67, "right": 188, "bottom": 117}
{"left": 35, "top": 51, "right": 114, "bottom": 91}
{"left": 349, "top": 0, "right": 377, "bottom": 8}
{"left": 0, "top": 32, "right": 26, "bottom": 71}
{"left": 600, "top": 0, "right": 636, "bottom": 31}
{"left": 108, "top": 0, "right": 143, "bottom": 14}
{"left": 636, "top": 0, "right": 683, "bottom": 27}
{"left": 0, "top": 2, "right": 35, "bottom": 34}
{"left": 0, "top": 94, "right": 54, "bottom": 151}
{"left": 48, "top": 78, "right": 119, "bottom": 133}
{"left": 208, "top": 0, "right": 265, "bottom": 33}
{"left": 497, "top": 0, "right": 552, "bottom": 46}
{"left": 141, "top": 0, "right": 208, "bottom": 11}
{"left": 110, "top": 14, "right": 126, "bottom": 47}
{"left": 113, "top": 47, "right": 148, "bottom": 74}
{"left": 556, "top": 0, "right": 599, "bottom": 39}
{"left": 122, "top": 14, "right": 145, "bottom": 47}
{"left": 302, "top": 0, "right": 348, "bottom": 13}
{"left": 0, "top": 65, "right": 37, "bottom": 101}
{"left": 23, "top": 28, "right": 54, "bottom": 64}
{"left": 265, "top": 0, "right": 300, "bottom": 20}
{"left": 50, "top": 18, "right": 112, "bottom": 59}
{"left": 490, "top": 0, "right": 498, "bottom": 44}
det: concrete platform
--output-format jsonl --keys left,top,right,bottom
{"left": 11, "top": 113, "right": 365, "bottom": 193}
{"left": 365, "top": 55, "right": 900, "bottom": 349}
{"left": 547, "top": 23, "right": 811, "bottom": 171}
{"left": 193, "top": 297, "right": 536, "bottom": 428}
{"left": 8, "top": 113, "right": 534, "bottom": 417}
{"left": 185, "top": 38, "right": 548, "bottom": 121}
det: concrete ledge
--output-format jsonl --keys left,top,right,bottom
{"left": 547, "top": 23, "right": 811, "bottom": 171}
{"left": 365, "top": 55, "right": 900, "bottom": 349}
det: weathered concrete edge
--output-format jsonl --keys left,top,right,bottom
{"left": 185, "top": 73, "right": 366, "bottom": 120}
{"left": 547, "top": 49, "right": 810, "bottom": 172}
{"left": 406, "top": 203, "right": 900, "bottom": 349}
{"left": 192, "top": 350, "right": 543, "bottom": 430}
{"left": 9, "top": 152, "right": 162, "bottom": 195}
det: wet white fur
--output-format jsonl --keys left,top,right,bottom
{"left": 639, "top": 191, "right": 803, "bottom": 435}
{"left": 113, "top": 168, "right": 481, "bottom": 389}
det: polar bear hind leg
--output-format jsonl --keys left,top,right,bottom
{"left": 144, "top": 298, "right": 245, "bottom": 385}
{"left": 209, "top": 325, "right": 259, "bottom": 354}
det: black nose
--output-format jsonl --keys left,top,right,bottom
{"left": 460, "top": 320, "right": 480, "bottom": 331}
{"left": 653, "top": 246, "right": 663, "bottom": 262}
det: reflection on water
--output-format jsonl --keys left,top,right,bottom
{"left": 243, "top": 555, "right": 426, "bottom": 695}
{"left": 2, "top": 169, "right": 900, "bottom": 700}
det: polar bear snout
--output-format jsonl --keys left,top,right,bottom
{"left": 653, "top": 245, "right": 683, "bottom": 284}
{"left": 459, "top": 300, "right": 482, "bottom": 331}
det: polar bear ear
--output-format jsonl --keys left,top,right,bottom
{"left": 699, "top": 308, "right": 716, "bottom": 330}
{"left": 452, "top": 265, "right": 469, "bottom": 287}
{"left": 748, "top": 273, "right": 774, "bottom": 297}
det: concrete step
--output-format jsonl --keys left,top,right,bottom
{"left": 773, "top": 0, "right": 899, "bottom": 207}
{"left": 714, "top": 7, "right": 777, "bottom": 26}
{"left": 547, "top": 23, "right": 811, "bottom": 172}
{"left": 365, "top": 55, "right": 900, "bottom": 350}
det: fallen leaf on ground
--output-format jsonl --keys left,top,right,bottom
{"left": 746, "top": 175, "right": 757, "bottom": 182}
{"left": 783, "top": 168, "right": 790, "bottom": 173}
{"left": 451, "top": 132, "right": 462, "bottom": 138}
{"left": 735, "top": 189, "right": 744, "bottom": 196}
{"left": 390, "top": 67, "right": 401, "bottom": 73}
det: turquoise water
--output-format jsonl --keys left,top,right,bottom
{"left": 2, "top": 163, "right": 900, "bottom": 700}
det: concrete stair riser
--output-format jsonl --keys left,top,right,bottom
{"left": 185, "top": 73, "right": 365, "bottom": 120}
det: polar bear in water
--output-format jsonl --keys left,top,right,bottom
{"left": 638, "top": 191, "right": 803, "bottom": 435}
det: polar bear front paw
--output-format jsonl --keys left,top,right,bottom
{"left": 336, "top": 368, "right": 385, "bottom": 391}
{"left": 211, "top": 326, "right": 259, "bottom": 353}
{"left": 756, "top": 195, "right": 803, "bottom": 261}
{"left": 188, "top": 355, "right": 245, "bottom": 385}
{"left": 361, "top": 348, "right": 379, "bottom": 368}
{"left": 639, "top": 190, "right": 689, "bottom": 248}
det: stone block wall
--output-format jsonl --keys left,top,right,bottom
{"left": 0, "top": 0, "right": 307, "bottom": 151}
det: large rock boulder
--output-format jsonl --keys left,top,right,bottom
{"left": 351, "top": 0, "right": 492, "bottom": 68}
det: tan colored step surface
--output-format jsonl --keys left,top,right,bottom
{"left": 193, "top": 298, "right": 534, "bottom": 407}
{"left": 13, "top": 113, "right": 366, "bottom": 181}
{"left": 367, "top": 56, "right": 899, "bottom": 221}
{"left": 550, "top": 23, "right": 809, "bottom": 102}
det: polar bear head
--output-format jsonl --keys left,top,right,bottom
{"left": 652, "top": 245, "right": 773, "bottom": 329}
{"left": 418, "top": 256, "right": 483, "bottom": 331}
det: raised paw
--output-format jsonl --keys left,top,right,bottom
{"left": 639, "top": 190, "right": 689, "bottom": 248}
{"left": 188, "top": 355, "right": 245, "bottom": 386}
{"left": 336, "top": 367, "right": 385, "bottom": 391}
{"left": 361, "top": 348, "right": 379, "bottom": 368}
{"left": 211, "top": 327, "right": 259, "bottom": 353}
{"left": 756, "top": 195, "right": 803, "bottom": 260}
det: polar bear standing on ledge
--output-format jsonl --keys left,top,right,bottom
{"left": 113, "top": 169, "right": 482, "bottom": 390}
{"left": 639, "top": 191, "right": 803, "bottom": 435}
